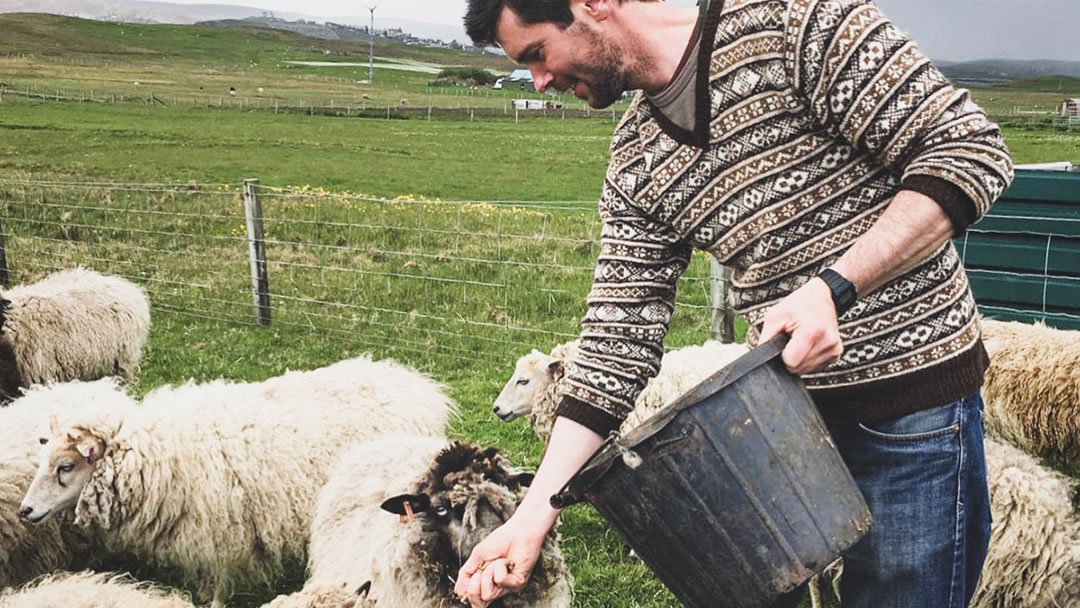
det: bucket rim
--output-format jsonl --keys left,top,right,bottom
{"left": 551, "top": 334, "right": 790, "bottom": 509}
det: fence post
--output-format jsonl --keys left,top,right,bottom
{"left": 0, "top": 216, "right": 9, "bottom": 286}
{"left": 243, "top": 179, "right": 272, "bottom": 327}
{"left": 709, "top": 258, "right": 735, "bottom": 342}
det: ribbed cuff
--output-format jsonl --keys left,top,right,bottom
{"left": 900, "top": 174, "right": 978, "bottom": 235}
{"left": 555, "top": 395, "right": 622, "bottom": 437}
{"left": 810, "top": 340, "right": 990, "bottom": 424}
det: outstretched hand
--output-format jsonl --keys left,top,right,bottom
{"left": 759, "top": 276, "right": 844, "bottom": 374}
{"left": 454, "top": 516, "right": 549, "bottom": 607}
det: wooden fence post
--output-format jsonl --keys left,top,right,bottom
{"left": 0, "top": 216, "right": 9, "bottom": 286}
{"left": 710, "top": 258, "right": 735, "bottom": 343}
{"left": 243, "top": 179, "right": 272, "bottom": 327}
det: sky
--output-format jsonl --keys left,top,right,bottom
{"left": 165, "top": 0, "right": 1078, "bottom": 62}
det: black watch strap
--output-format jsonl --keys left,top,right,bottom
{"left": 817, "top": 268, "right": 857, "bottom": 317}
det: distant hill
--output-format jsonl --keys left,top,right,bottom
{"left": 0, "top": 12, "right": 511, "bottom": 69}
{"left": 0, "top": 0, "right": 468, "bottom": 43}
{"left": 940, "top": 59, "right": 1080, "bottom": 83}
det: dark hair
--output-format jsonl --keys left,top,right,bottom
{"left": 464, "top": 0, "right": 574, "bottom": 48}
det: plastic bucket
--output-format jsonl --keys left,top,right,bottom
{"left": 552, "top": 336, "right": 870, "bottom": 608}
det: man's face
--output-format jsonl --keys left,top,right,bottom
{"left": 495, "top": 4, "right": 627, "bottom": 108}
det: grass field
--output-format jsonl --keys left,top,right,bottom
{"left": 1, "top": 13, "right": 1079, "bottom": 608}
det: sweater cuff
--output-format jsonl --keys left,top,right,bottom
{"left": 900, "top": 174, "right": 978, "bottom": 235}
{"left": 555, "top": 395, "right": 622, "bottom": 437}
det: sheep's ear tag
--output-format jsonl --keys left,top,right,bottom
{"left": 380, "top": 493, "right": 430, "bottom": 519}
{"left": 75, "top": 441, "right": 95, "bottom": 464}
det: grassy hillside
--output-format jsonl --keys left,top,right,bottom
{"left": 0, "top": 12, "right": 513, "bottom": 70}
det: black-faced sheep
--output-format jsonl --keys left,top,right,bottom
{"left": 495, "top": 340, "right": 749, "bottom": 442}
{"left": 0, "top": 268, "right": 150, "bottom": 400}
{"left": 0, "top": 572, "right": 195, "bottom": 608}
{"left": 980, "top": 318, "right": 1080, "bottom": 475}
{"left": 305, "top": 437, "right": 573, "bottom": 608}
{"left": 17, "top": 355, "right": 457, "bottom": 607}
{"left": 0, "top": 381, "right": 106, "bottom": 589}
{"left": 811, "top": 437, "right": 1080, "bottom": 608}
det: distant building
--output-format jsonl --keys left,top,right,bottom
{"left": 1060, "top": 98, "right": 1080, "bottom": 118}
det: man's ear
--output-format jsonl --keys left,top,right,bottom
{"left": 577, "top": 0, "right": 614, "bottom": 22}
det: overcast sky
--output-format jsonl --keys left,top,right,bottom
{"left": 174, "top": 0, "right": 1077, "bottom": 62}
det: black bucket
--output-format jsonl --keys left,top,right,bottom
{"left": 551, "top": 336, "right": 871, "bottom": 608}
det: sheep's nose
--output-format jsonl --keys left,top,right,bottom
{"left": 18, "top": 506, "right": 33, "bottom": 519}
{"left": 492, "top": 405, "right": 500, "bottom": 413}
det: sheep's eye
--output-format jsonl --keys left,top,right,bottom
{"left": 516, "top": 378, "right": 529, "bottom": 386}
{"left": 38, "top": 438, "right": 48, "bottom": 445}
{"left": 57, "top": 463, "right": 75, "bottom": 474}
{"left": 434, "top": 506, "right": 449, "bottom": 517}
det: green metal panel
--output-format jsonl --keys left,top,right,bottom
{"left": 953, "top": 170, "right": 1080, "bottom": 330}
{"left": 958, "top": 232, "right": 1080, "bottom": 276}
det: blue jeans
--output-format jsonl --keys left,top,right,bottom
{"left": 771, "top": 394, "right": 991, "bottom": 608}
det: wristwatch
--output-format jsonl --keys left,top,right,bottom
{"left": 817, "top": 269, "right": 857, "bottom": 317}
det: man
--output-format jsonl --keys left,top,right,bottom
{"left": 455, "top": 0, "right": 1014, "bottom": 606}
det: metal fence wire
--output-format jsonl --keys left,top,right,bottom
{"left": 0, "top": 179, "right": 717, "bottom": 368}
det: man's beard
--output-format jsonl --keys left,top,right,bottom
{"left": 569, "top": 23, "right": 631, "bottom": 108}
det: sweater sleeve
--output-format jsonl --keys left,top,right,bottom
{"left": 784, "top": 0, "right": 1013, "bottom": 233}
{"left": 554, "top": 176, "right": 693, "bottom": 436}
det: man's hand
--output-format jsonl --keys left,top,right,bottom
{"left": 454, "top": 515, "right": 549, "bottom": 607}
{"left": 758, "top": 276, "right": 842, "bottom": 374}
{"left": 454, "top": 417, "right": 605, "bottom": 607}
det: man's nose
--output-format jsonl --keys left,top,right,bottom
{"left": 531, "top": 69, "right": 554, "bottom": 93}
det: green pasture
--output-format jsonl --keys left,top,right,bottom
{"left": 1, "top": 13, "right": 1078, "bottom": 608}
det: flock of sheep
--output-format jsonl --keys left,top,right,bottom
{"left": 0, "top": 266, "right": 1078, "bottom": 608}
{"left": 0, "top": 268, "right": 572, "bottom": 608}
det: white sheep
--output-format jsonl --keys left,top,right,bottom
{"left": 0, "top": 268, "right": 150, "bottom": 400}
{"left": 811, "top": 437, "right": 1080, "bottom": 608}
{"left": 305, "top": 437, "right": 573, "bottom": 608}
{"left": 17, "top": 355, "right": 457, "bottom": 607}
{"left": 971, "top": 437, "right": 1080, "bottom": 607}
{"left": 0, "top": 381, "right": 109, "bottom": 588}
{"left": 0, "top": 571, "right": 195, "bottom": 608}
{"left": 494, "top": 340, "right": 749, "bottom": 442}
{"left": 980, "top": 318, "right": 1080, "bottom": 474}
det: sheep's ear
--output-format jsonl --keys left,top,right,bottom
{"left": 71, "top": 431, "right": 104, "bottom": 465}
{"left": 48, "top": 415, "right": 61, "bottom": 436}
{"left": 379, "top": 493, "right": 431, "bottom": 516}
{"left": 356, "top": 581, "right": 372, "bottom": 598}
{"left": 547, "top": 359, "right": 564, "bottom": 378}
{"left": 510, "top": 472, "right": 535, "bottom": 488}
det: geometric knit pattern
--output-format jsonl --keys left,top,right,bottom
{"left": 557, "top": 0, "right": 1014, "bottom": 433}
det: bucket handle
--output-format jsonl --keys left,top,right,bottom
{"left": 550, "top": 334, "right": 791, "bottom": 509}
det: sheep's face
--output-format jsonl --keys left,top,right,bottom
{"left": 380, "top": 443, "right": 534, "bottom": 599}
{"left": 20, "top": 417, "right": 103, "bottom": 525}
{"left": 493, "top": 350, "right": 563, "bottom": 422}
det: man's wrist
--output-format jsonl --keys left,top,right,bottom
{"left": 816, "top": 268, "right": 857, "bottom": 317}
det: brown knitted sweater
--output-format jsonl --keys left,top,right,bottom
{"left": 556, "top": 0, "right": 1014, "bottom": 435}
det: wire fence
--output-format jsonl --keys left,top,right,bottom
{"left": 0, "top": 178, "right": 718, "bottom": 369}
{"left": 0, "top": 82, "right": 628, "bottom": 123}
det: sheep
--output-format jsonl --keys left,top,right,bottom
{"left": 810, "top": 437, "right": 1080, "bottom": 608}
{"left": 262, "top": 582, "right": 376, "bottom": 608}
{"left": 494, "top": 340, "right": 749, "bottom": 442}
{"left": 980, "top": 318, "right": 1080, "bottom": 475}
{"left": 305, "top": 437, "right": 573, "bottom": 608}
{"left": 0, "top": 571, "right": 195, "bottom": 608}
{"left": 17, "top": 355, "right": 457, "bottom": 607}
{"left": 0, "top": 268, "right": 150, "bottom": 400}
{"left": 0, "top": 381, "right": 108, "bottom": 588}
{"left": 971, "top": 437, "right": 1080, "bottom": 607}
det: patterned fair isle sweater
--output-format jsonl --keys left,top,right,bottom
{"left": 556, "top": 0, "right": 1015, "bottom": 435}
